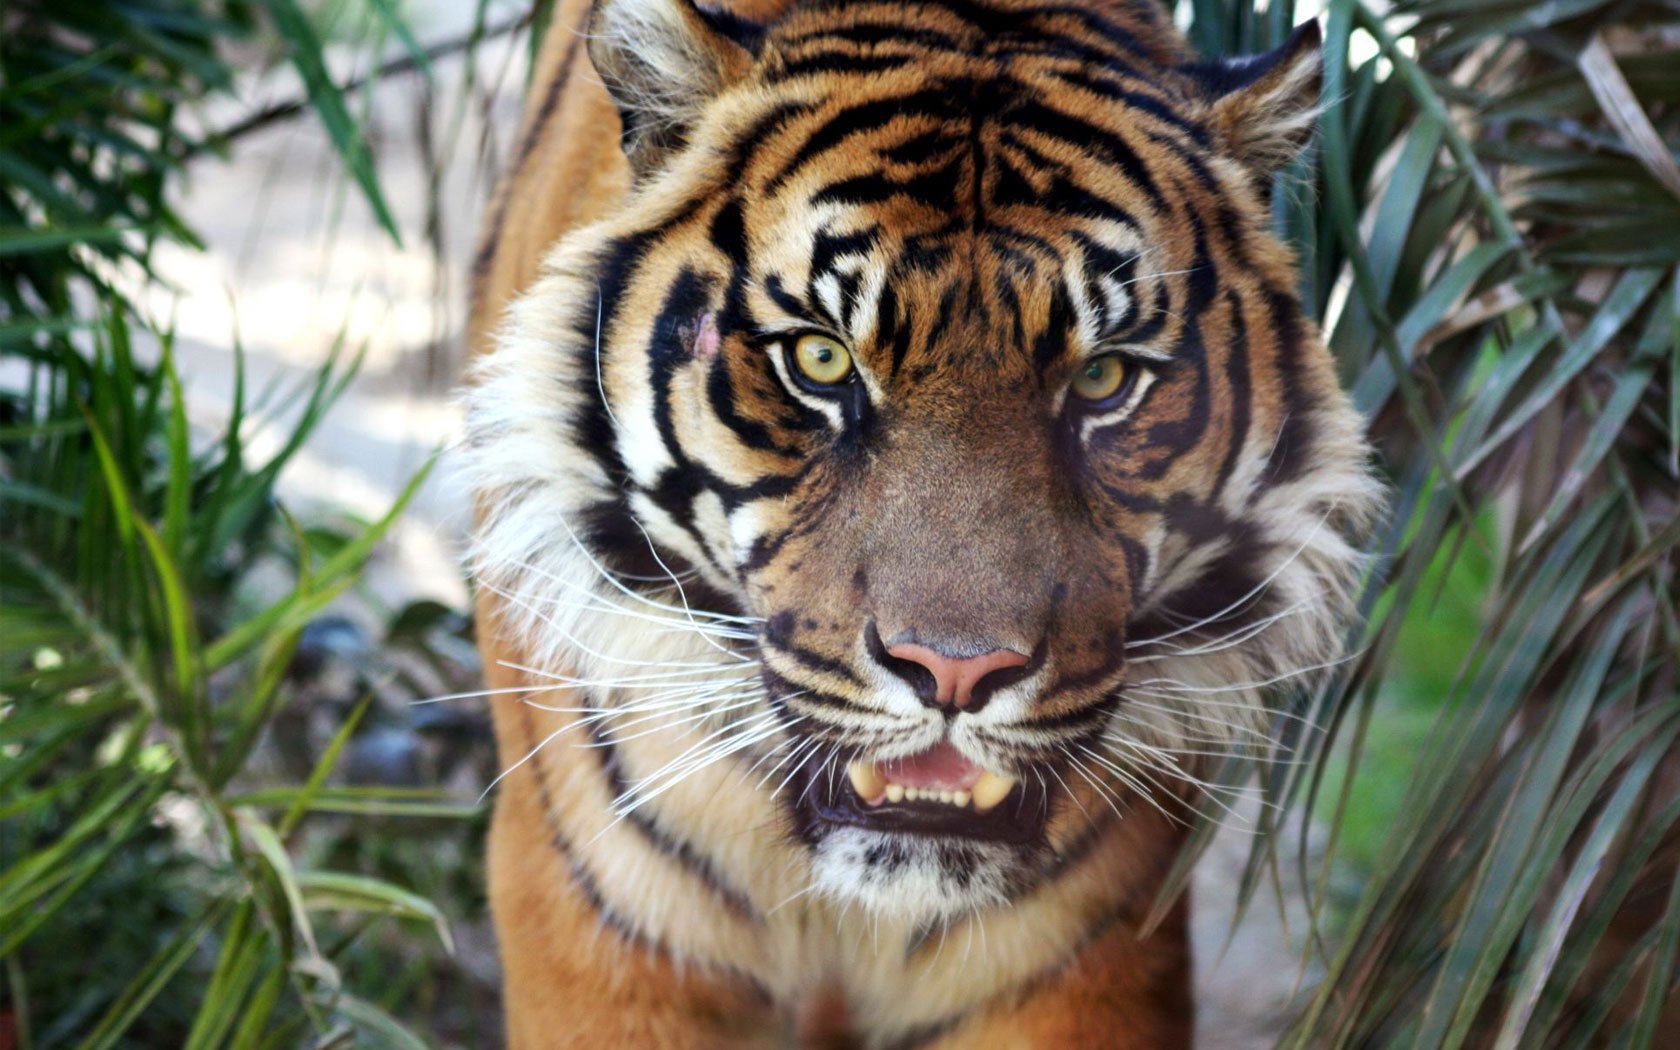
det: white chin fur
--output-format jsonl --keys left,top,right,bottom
{"left": 811, "top": 828, "right": 1019, "bottom": 925}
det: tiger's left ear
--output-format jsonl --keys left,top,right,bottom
{"left": 1189, "top": 21, "right": 1323, "bottom": 175}
{"left": 588, "top": 0, "right": 767, "bottom": 175}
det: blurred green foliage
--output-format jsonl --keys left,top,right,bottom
{"left": 1, "top": 1, "right": 490, "bottom": 1047}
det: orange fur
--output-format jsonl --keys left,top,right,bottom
{"left": 467, "top": 0, "right": 1368, "bottom": 1045}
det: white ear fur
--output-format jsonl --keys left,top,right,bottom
{"left": 1194, "top": 21, "right": 1324, "bottom": 175}
{"left": 588, "top": 0, "right": 760, "bottom": 172}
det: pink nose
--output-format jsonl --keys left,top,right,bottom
{"left": 886, "top": 643, "right": 1030, "bottom": 708}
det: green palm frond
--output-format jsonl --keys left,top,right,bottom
{"left": 1174, "top": 0, "right": 1680, "bottom": 1045}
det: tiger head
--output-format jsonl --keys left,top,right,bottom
{"left": 466, "top": 0, "right": 1381, "bottom": 926}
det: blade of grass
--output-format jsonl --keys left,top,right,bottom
{"left": 261, "top": 0, "right": 403, "bottom": 244}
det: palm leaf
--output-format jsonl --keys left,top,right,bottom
{"left": 1173, "top": 0, "right": 1680, "bottom": 1045}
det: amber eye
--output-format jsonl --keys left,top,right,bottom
{"left": 791, "top": 334, "right": 854, "bottom": 387}
{"left": 1071, "top": 354, "right": 1128, "bottom": 402}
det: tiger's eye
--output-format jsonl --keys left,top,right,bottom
{"left": 792, "top": 334, "right": 854, "bottom": 386}
{"left": 1071, "top": 354, "right": 1128, "bottom": 401}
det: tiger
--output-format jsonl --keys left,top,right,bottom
{"left": 460, "top": 0, "right": 1382, "bottom": 1042}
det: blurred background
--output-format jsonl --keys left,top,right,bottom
{"left": 1, "top": 0, "right": 1675, "bottom": 1047}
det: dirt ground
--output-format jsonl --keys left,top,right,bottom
{"left": 144, "top": 9, "right": 1318, "bottom": 1043}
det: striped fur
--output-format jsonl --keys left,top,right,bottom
{"left": 463, "top": 0, "right": 1382, "bottom": 1044}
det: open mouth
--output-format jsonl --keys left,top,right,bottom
{"left": 797, "top": 741, "right": 1051, "bottom": 845}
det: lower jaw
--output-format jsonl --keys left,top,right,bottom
{"left": 804, "top": 824, "right": 1035, "bottom": 924}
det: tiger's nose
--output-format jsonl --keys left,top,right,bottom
{"left": 885, "top": 641, "right": 1031, "bottom": 710}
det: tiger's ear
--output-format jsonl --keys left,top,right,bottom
{"left": 1189, "top": 21, "right": 1323, "bottom": 176}
{"left": 588, "top": 0, "right": 766, "bottom": 175}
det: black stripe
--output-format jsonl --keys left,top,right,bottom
{"left": 1004, "top": 99, "right": 1163, "bottom": 208}
{"left": 769, "top": 86, "right": 961, "bottom": 192}
{"left": 1118, "top": 531, "right": 1153, "bottom": 593}
{"left": 810, "top": 158, "right": 966, "bottom": 210}
{"left": 881, "top": 128, "right": 964, "bottom": 167}
{"left": 765, "top": 610, "right": 867, "bottom": 687}
{"left": 740, "top": 499, "right": 823, "bottom": 572}
{"left": 764, "top": 273, "right": 810, "bottom": 320}
{"left": 764, "top": 671, "right": 897, "bottom": 728}
{"left": 1048, "top": 67, "right": 1211, "bottom": 149}
{"left": 562, "top": 233, "right": 653, "bottom": 581}
{"left": 1123, "top": 280, "right": 1173, "bottom": 344}
{"left": 1038, "top": 637, "right": 1126, "bottom": 699}
{"left": 1255, "top": 287, "right": 1317, "bottom": 487}
{"left": 644, "top": 267, "right": 717, "bottom": 553}
{"left": 1012, "top": 688, "right": 1122, "bottom": 735}
{"left": 1032, "top": 281, "right": 1073, "bottom": 372}
{"left": 1098, "top": 480, "right": 1164, "bottom": 515}
{"left": 996, "top": 271, "right": 1027, "bottom": 359}
{"left": 1019, "top": 2, "right": 1159, "bottom": 61}
{"left": 709, "top": 197, "right": 755, "bottom": 335}
{"left": 876, "top": 280, "right": 912, "bottom": 376}
{"left": 810, "top": 224, "right": 880, "bottom": 282}
{"left": 775, "top": 21, "right": 964, "bottom": 53}
{"left": 1212, "top": 289, "right": 1252, "bottom": 497}
{"left": 1041, "top": 170, "right": 1144, "bottom": 228}
{"left": 515, "top": 707, "right": 774, "bottom": 1001}
{"left": 519, "top": 707, "right": 651, "bottom": 947}
{"left": 1073, "top": 232, "right": 1139, "bottom": 332}
{"left": 774, "top": 49, "right": 919, "bottom": 79}
{"left": 583, "top": 718, "right": 765, "bottom": 923}
{"left": 706, "top": 353, "right": 805, "bottom": 455}
{"left": 709, "top": 197, "right": 750, "bottom": 267}
{"left": 1133, "top": 333, "right": 1211, "bottom": 477}
{"left": 964, "top": 74, "right": 989, "bottom": 231}
{"left": 928, "top": 279, "right": 960, "bottom": 364}
{"left": 836, "top": 270, "right": 864, "bottom": 330}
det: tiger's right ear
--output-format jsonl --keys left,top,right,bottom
{"left": 588, "top": 0, "right": 766, "bottom": 175}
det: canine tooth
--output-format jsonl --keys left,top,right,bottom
{"left": 953, "top": 790, "right": 970, "bottom": 807}
{"left": 848, "top": 761, "right": 885, "bottom": 802}
{"left": 970, "top": 772, "right": 1016, "bottom": 812}
{"left": 885, "top": 784, "right": 904, "bottom": 803}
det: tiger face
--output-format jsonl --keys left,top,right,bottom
{"left": 467, "top": 0, "right": 1380, "bottom": 928}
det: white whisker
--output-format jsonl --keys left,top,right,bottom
{"left": 1128, "top": 650, "right": 1359, "bottom": 696}
{"left": 479, "top": 719, "right": 572, "bottom": 804}
{"left": 486, "top": 582, "right": 736, "bottom": 671}
{"left": 1126, "top": 503, "right": 1339, "bottom": 652}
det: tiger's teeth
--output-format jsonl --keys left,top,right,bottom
{"left": 857, "top": 762, "right": 1015, "bottom": 810}
{"left": 848, "top": 761, "right": 886, "bottom": 803}
{"left": 970, "top": 772, "right": 1016, "bottom": 812}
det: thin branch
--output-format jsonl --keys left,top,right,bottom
{"left": 191, "top": 11, "right": 531, "bottom": 158}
